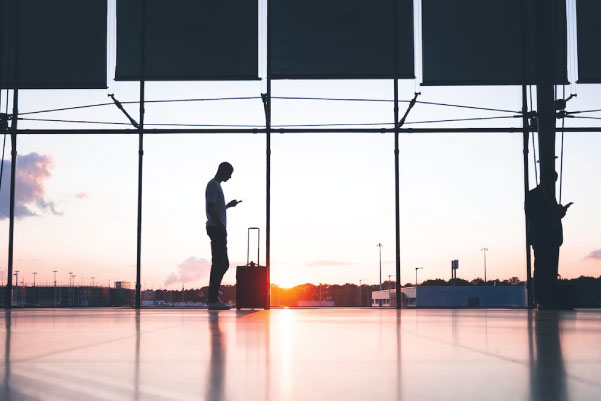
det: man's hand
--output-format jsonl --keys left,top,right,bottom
{"left": 559, "top": 202, "right": 573, "bottom": 218}
{"left": 227, "top": 199, "right": 242, "bottom": 208}
{"left": 562, "top": 202, "right": 574, "bottom": 211}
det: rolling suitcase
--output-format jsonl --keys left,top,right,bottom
{"left": 236, "top": 227, "right": 268, "bottom": 309}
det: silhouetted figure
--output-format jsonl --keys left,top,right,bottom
{"left": 206, "top": 162, "right": 241, "bottom": 310}
{"left": 526, "top": 170, "right": 573, "bottom": 308}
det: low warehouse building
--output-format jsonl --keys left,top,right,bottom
{"left": 372, "top": 286, "right": 527, "bottom": 307}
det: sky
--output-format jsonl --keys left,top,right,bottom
{"left": 0, "top": 0, "right": 599, "bottom": 290}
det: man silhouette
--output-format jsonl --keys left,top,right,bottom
{"left": 206, "top": 162, "right": 241, "bottom": 310}
{"left": 526, "top": 170, "right": 573, "bottom": 308}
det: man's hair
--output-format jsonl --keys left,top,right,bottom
{"left": 217, "top": 162, "right": 233, "bottom": 175}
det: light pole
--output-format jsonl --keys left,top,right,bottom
{"left": 359, "top": 279, "right": 364, "bottom": 307}
{"left": 481, "top": 247, "right": 488, "bottom": 284}
{"left": 377, "top": 243, "right": 383, "bottom": 291}
{"left": 388, "top": 274, "right": 393, "bottom": 306}
{"left": 33, "top": 272, "right": 37, "bottom": 305}
{"left": 91, "top": 277, "right": 95, "bottom": 287}
{"left": 415, "top": 267, "right": 423, "bottom": 287}
{"left": 53, "top": 270, "right": 58, "bottom": 306}
{"left": 69, "top": 272, "right": 74, "bottom": 306}
{"left": 14, "top": 270, "right": 19, "bottom": 305}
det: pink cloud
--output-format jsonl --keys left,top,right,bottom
{"left": 164, "top": 257, "right": 211, "bottom": 286}
{"left": 586, "top": 249, "right": 601, "bottom": 260}
{"left": 0, "top": 153, "right": 59, "bottom": 218}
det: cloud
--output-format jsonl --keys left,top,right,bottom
{"left": 0, "top": 153, "right": 60, "bottom": 218}
{"left": 164, "top": 272, "right": 178, "bottom": 287}
{"left": 164, "top": 257, "right": 211, "bottom": 286}
{"left": 75, "top": 192, "right": 88, "bottom": 199}
{"left": 306, "top": 260, "right": 351, "bottom": 267}
{"left": 586, "top": 249, "right": 601, "bottom": 260}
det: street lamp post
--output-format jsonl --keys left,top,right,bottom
{"left": 14, "top": 270, "right": 19, "bottom": 305}
{"left": 33, "top": 272, "right": 37, "bottom": 305}
{"left": 359, "top": 279, "right": 364, "bottom": 307}
{"left": 377, "top": 243, "right": 383, "bottom": 291}
{"left": 481, "top": 248, "right": 488, "bottom": 284}
{"left": 415, "top": 267, "right": 423, "bottom": 287}
{"left": 53, "top": 270, "right": 58, "bottom": 306}
{"left": 388, "top": 274, "right": 393, "bottom": 306}
{"left": 69, "top": 272, "right": 74, "bottom": 306}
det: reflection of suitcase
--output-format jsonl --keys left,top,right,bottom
{"left": 236, "top": 227, "right": 268, "bottom": 309}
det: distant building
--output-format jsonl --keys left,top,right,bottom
{"left": 297, "top": 300, "right": 336, "bottom": 307}
{"left": 142, "top": 300, "right": 208, "bottom": 308}
{"left": 114, "top": 281, "right": 132, "bottom": 289}
{"left": 371, "top": 286, "right": 527, "bottom": 307}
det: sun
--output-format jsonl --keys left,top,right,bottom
{"left": 275, "top": 276, "right": 297, "bottom": 289}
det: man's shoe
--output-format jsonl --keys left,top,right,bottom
{"left": 208, "top": 301, "right": 231, "bottom": 310}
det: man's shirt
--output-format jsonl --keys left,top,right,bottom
{"left": 206, "top": 178, "right": 226, "bottom": 228}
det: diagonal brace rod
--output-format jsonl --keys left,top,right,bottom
{"left": 109, "top": 94, "right": 139, "bottom": 128}
{"left": 398, "top": 92, "right": 421, "bottom": 128}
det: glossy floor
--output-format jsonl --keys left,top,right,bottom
{"left": 1, "top": 308, "right": 600, "bottom": 400}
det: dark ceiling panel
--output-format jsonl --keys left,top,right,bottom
{"left": 576, "top": 0, "right": 601, "bottom": 83}
{"left": 271, "top": 0, "right": 414, "bottom": 79}
{"left": 116, "top": 0, "right": 258, "bottom": 81}
{"left": 0, "top": 0, "right": 107, "bottom": 89}
{"left": 422, "top": 0, "right": 567, "bottom": 86}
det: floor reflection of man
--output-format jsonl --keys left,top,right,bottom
{"left": 530, "top": 310, "right": 568, "bottom": 401}
{"left": 206, "top": 311, "right": 225, "bottom": 401}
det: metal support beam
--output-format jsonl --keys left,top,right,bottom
{"left": 537, "top": 84, "right": 556, "bottom": 184}
{"left": 394, "top": 92, "right": 421, "bottom": 308}
{"left": 6, "top": 89, "right": 17, "bottom": 308}
{"left": 394, "top": 80, "right": 401, "bottom": 309}
{"left": 11, "top": 127, "right": 601, "bottom": 135}
{"left": 135, "top": 0, "right": 147, "bottom": 309}
{"left": 265, "top": 0, "right": 272, "bottom": 310}
{"left": 534, "top": 1, "right": 559, "bottom": 188}
{"left": 392, "top": 0, "right": 401, "bottom": 309}
{"left": 522, "top": 85, "right": 533, "bottom": 308}
{"left": 5, "top": 0, "right": 20, "bottom": 308}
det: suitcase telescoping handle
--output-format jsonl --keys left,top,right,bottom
{"left": 246, "top": 227, "right": 260, "bottom": 267}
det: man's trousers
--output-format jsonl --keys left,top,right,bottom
{"left": 207, "top": 226, "right": 229, "bottom": 303}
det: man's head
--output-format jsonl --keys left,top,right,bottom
{"left": 215, "top": 162, "right": 234, "bottom": 182}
